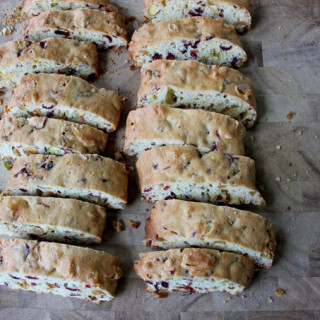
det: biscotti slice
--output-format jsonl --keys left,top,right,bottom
{"left": 24, "top": 9, "right": 127, "bottom": 50}
{"left": 22, "top": 0, "right": 118, "bottom": 16}
{"left": 0, "top": 117, "right": 108, "bottom": 159}
{"left": 0, "top": 38, "right": 99, "bottom": 88}
{"left": 129, "top": 17, "right": 246, "bottom": 68}
{"left": 134, "top": 248, "right": 254, "bottom": 295}
{"left": 0, "top": 239, "right": 122, "bottom": 302}
{"left": 136, "top": 145, "right": 265, "bottom": 207}
{"left": 124, "top": 105, "right": 245, "bottom": 157}
{"left": 5, "top": 74, "right": 121, "bottom": 132}
{"left": 145, "top": 200, "right": 276, "bottom": 268}
{"left": 0, "top": 196, "right": 106, "bottom": 244}
{"left": 5, "top": 154, "right": 128, "bottom": 209}
{"left": 144, "top": 0, "right": 252, "bottom": 34}
{"left": 138, "top": 60, "right": 256, "bottom": 128}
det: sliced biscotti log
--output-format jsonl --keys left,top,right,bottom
{"left": 24, "top": 9, "right": 127, "bottom": 50}
{"left": 22, "top": 0, "right": 118, "bottom": 16}
{"left": 0, "top": 117, "right": 108, "bottom": 159}
{"left": 144, "top": 0, "right": 252, "bottom": 34}
{"left": 124, "top": 105, "right": 245, "bottom": 157}
{"left": 0, "top": 196, "right": 106, "bottom": 244}
{"left": 0, "top": 239, "right": 122, "bottom": 302}
{"left": 5, "top": 74, "right": 121, "bottom": 132}
{"left": 145, "top": 200, "right": 276, "bottom": 268}
{"left": 0, "top": 38, "right": 99, "bottom": 88}
{"left": 136, "top": 145, "right": 265, "bottom": 207}
{"left": 5, "top": 154, "right": 128, "bottom": 209}
{"left": 129, "top": 17, "right": 246, "bottom": 68}
{"left": 138, "top": 60, "right": 256, "bottom": 128}
{"left": 134, "top": 248, "right": 254, "bottom": 295}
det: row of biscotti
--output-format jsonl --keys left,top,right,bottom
{"left": 0, "top": 0, "right": 128, "bottom": 88}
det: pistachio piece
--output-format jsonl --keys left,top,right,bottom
{"left": 18, "top": 105, "right": 27, "bottom": 111}
{"left": 32, "top": 109, "right": 42, "bottom": 116}
{"left": 92, "top": 290, "right": 104, "bottom": 295}
{"left": 12, "top": 147, "right": 21, "bottom": 157}
{"left": 3, "top": 161, "right": 13, "bottom": 170}
{"left": 47, "top": 146, "right": 61, "bottom": 154}
{"left": 23, "top": 147, "right": 38, "bottom": 155}
{"left": 50, "top": 3, "right": 58, "bottom": 7}
{"left": 148, "top": 4, "right": 161, "bottom": 16}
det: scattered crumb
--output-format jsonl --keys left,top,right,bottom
{"left": 293, "top": 172, "right": 297, "bottom": 177}
{"left": 128, "top": 220, "right": 141, "bottom": 228}
{"left": 259, "top": 94, "right": 264, "bottom": 99}
{"left": 259, "top": 184, "right": 265, "bottom": 192}
{"left": 289, "top": 162, "right": 292, "bottom": 166}
{"left": 282, "top": 57, "right": 288, "bottom": 61}
{"left": 241, "top": 295, "right": 246, "bottom": 299}
{"left": 267, "top": 296, "right": 274, "bottom": 303}
{"left": 276, "top": 145, "right": 281, "bottom": 150}
{"left": 287, "top": 178, "right": 291, "bottom": 182}
{"left": 297, "top": 131, "right": 303, "bottom": 136}
{"left": 151, "top": 291, "right": 168, "bottom": 299}
{"left": 0, "top": 99, "right": 3, "bottom": 105}
{"left": 2, "top": 26, "right": 14, "bottom": 36}
{"left": 275, "top": 289, "right": 286, "bottom": 297}
{"left": 287, "top": 206, "right": 291, "bottom": 211}
{"left": 114, "top": 151, "right": 124, "bottom": 162}
{"left": 292, "top": 128, "right": 296, "bottom": 133}
{"left": 278, "top": 26, "right": 282, "bottom": 29}
{"left": 112, "top": 219, "right": 125, "bottom": 232}
{"left": 144, "top": 208, "right": 149, "bottom": 213}
{"left": 282, "top": 34, "right": 287, "bottom": 38}
{"left": 275, "top": 177, "right": 281, "bottom": 182}
{"left": 250, "top": 135, "right": 255, "bottom": 142}
{"left": 264, "top": 117, "right": 268, "bottom": 121}
{"left": 0, "top": 92, "right": 4, "bottom": 97}
{"left": 287, "top": 111, "right": 296, "bottom": 120}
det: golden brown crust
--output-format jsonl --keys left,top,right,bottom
{"left": 0, "top": 239, "right": 122, "bottom": 295}
{"left": 0, "top": 117, "right": 108, "bottom": 156}
{"left": 0, "top": 196, "right": 106, "bottom": 242}
{"left": 24, "top": 9, "right": 127, "bottom": 47}
{"left": 138, "top": 60, "right": 256, "bottom": 116}
{"left": 129, "top": 17, "right": 244, "bottom": 64}
{"left": 5, "top": 74, "right": 121, "bottom": 132}
{"left": 124, "top": 105, "right": 246, "bottom": 155}
{"left": 136, "top": 145, "right": 265, "bottom": 206}
{"left": 5, "top": 154, "right": 128, "bottom": 208}
{"left": 134, "top": 248, "right": 254, "bottom": 289}
{"left": 145, "top": 200, "right": 276, "bottom": 267}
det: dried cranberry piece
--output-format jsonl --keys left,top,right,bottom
{"left": 178, "top": 285, "right": 195, "bottom": 293}
{"left": 37, "top": 202, "right": 50, "bottom": 208}
{"left": 153, "top": 164, "right": 158, "bottom": 169}
{"left": 163, "top": 166, "right": 170, "bottom": 170}
{"left": 31, "top": 283, "right": 37, "bottom": 286}
{"left": 17, "top": 49, "right": 23, "bottom": 57}
{"left": 151, "top": 142, "right": 156, "bottom": 146}
{"left": 144, "top": 187, "right": 153, "bottom": 192}
{"left": 206, "top": 36, "right": 214, "bottom": 41}
{"left": 211, "top": 141, "right": 218, "bottom": 151}
{"left": 161, "top": 281, "right": 169, "bottom": 288}
{"left": 230, "top": 57, "right": 238, "bottom": 68}
{"left": 9, "top": 274, "right": 20, "bottom": 280}
{"left": 216, "top": 195, "right": 223, "bottom": 201}
{"left": 85, "top": 284, "right": 91, "bottom": 288}
{"left": 152, "top": 53, "right": 163, "bottom": 61}
{"left": 170, "top": 269, "right": 176, "bottom": 275}
{"left": 25, "top": 244, "right": 30, "bottom": 259}
{"left": 39, "top": 160, "right": 54, "bottom": 170}
{"left": 188, "top": 7, "right": 203, "bottom": 16}
{"left": 64, "top": 284, "right": 80, "bottom": 291}
{"left": 54, "top": 29, "right": 70, "bottom": 37}
{"left": 20, "top": 188, "right": 28, "bottom": 192}
{"left": 220, "top": 44, "right": 232, "bottom": 51}
{"left": 164, "top": 185, "right": 170, "bottom": 190}
{"left": 103, "top": 35, "right": 112, "bottom": 43}
{"left": 191, "top": 38, "right": 200, "bottom": 49}
{"left": 42, "top": 104, "right": 55, "bottom": 109}
{"left": 0, "top": 257, "right": 2, "bottom": 264}
{"left": 39, "top": 41, "right": 47, "bottom": 49}
{"left": 26, "top": 276, "right": 38, "bottom": 280}
{"left": 14, "top": 168, "right": 31, "bottom": 178}
{"left": 190, "top": 51, "right": 198, "bottom": 59}
{"left": 33, "top": 118, "right": 47, "bottom": 130}
{"left": 166, "top": 53, "right": 176, "bottom": 60}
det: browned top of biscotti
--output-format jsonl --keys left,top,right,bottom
{"left": 24, "top": 9, "right": 127, "bottom": 43}
{"left": 138, "top": 60, "right": 256, "bottom": 112}
{"left": 124, "top": 105, "right": 246, "bottom": 155}
{"left": 134, "top": 248, "right": 254, "bottom": 287}
{"left": 129, "top": 17, "right": 242, "bottom": 60}
{"left": 146, "top": 199, "right": 276, "bottom": 261}
{"left": 5, "top": 154, "right": 128, "bottom": 204}
{"left": 0, "top": 38, "right": 99, "bottom": 76}
{"left": 5, "top": 74, "right": 121, "bottom": 132}
{"left": 0, "top": 117, "right": 108, "bottom": 155}
{"left": 136, "top": 145, "right": 264, "bottom": 204}
{"left": 0, "top": 196, "right": 106, "bottom": 240}
{"left": 144, "top": 0, "right": 253, "bottom": 13}
{"left": 0, "top": 239, "right": 122, "bottom": 294}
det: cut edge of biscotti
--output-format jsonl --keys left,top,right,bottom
{"left": 136, "top": 145, "right": 266, "bottom": 207}
{"left": 0, "top": 196, "right": 106, "bottom": 244}
{"left": 129, "top": 18, "right": 246, "bottom": 68}
{"left": 5, "top": 74, "right": 121, "bottom": 132}
{"left": 0, "top": 38, "right": 98, "bottom": 89}
{"left": 24, "top": 9, "right": 128, "bottom": 49}
{"left": 124, "top": 104, "right": 246, "bottom": 157}
{"left": 22, "top": 0, "right": 119, "bottom": 16}
{"left": 138, "top": 60, "right": 257, "bottom": 128}
{"left": 134, "top": 248, "right": 255, "bottom": 295}
{"left": 144, "top": 0, "right": 252, "bottom": 33}
{"left": 0, "top": 116, "right": 108, "bottom": 159}
{"left": 0, "top": 238, "right": 122, "bottom": 303}
{"left": 145, "top": 199, "right": 276, "bottom": 268}
{"left": 5, "top": 154, "right": 128, "bottom": 209}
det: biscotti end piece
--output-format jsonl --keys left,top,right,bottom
{"left": 136, "top": 145, "right": 265, "bottom": 207}
{"left": 22, "top": 0, "right": 118, "bottom": 16}
{"left": 0, "top": 196, "right": 106, "bottom": 244}
{"left": 134, "top": 248, "right": 254, "bottom": 295}
{"left": 144, "top": 0, "right": 253, "bottom": 34}
{"left": 129, "top": 17, "right": 246, "bottom": 68}
{"left": 0, "top": 117, "right": 108, "bottom": 158}
{"left": 5, "top": 154, "right": 128, "bottom": 209}
{"left": 0, "top": 38, "right": 99, "bottom": 88}
{"left": 5, "top": 74, "right": 121, "bottom": 132}
{"left": 124, "top": 105, "right": 246, "bottom": 157}
{"left": 24, "top": 9, "right": 128, "bottom": 49}
{"left": 0, "top": 239, "right": 122, "bottom": 302}
{"left": 138, "top": 60, "right": 257, "bottom": 128}
{"left": 145, "top": 200, "right": 276, "bottom": 268}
